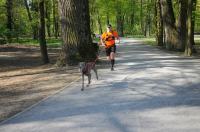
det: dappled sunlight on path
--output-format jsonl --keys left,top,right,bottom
{"left": 0, "top": 38, "right": 200, "bottom": 132}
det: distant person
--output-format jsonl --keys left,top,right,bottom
{"left": 101, "top": 24, "right": 120, "bottom": 71}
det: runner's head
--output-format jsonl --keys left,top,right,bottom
{"left": 107, "top": 24, "right": 112, "bottom": 32}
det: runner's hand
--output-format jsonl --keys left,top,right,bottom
{"left": 99, "top": 42, "right": 105, "bottom": 47}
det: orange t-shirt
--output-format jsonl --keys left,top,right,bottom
{"left": 101, "top": 31, "right": 119, "bottom": 48}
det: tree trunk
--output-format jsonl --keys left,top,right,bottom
{"left": 144, "top": 0, "right": 149, "bottom": 37}
{"left": 53, "top": 0, "right": 59, "bottom": 38}
{"left": 6, "top": 0, "right": 13, "bottom": 42}
{"left": 191, "top": 0, "right": 197, "bottom": 47}
{"left": 155, "top": 0, "right": 163, "bottom": 46}
{"left": 116, "top": 13, "right": 124, "bottom": 37}
{"left": 31, "top": 0, "right": 39, "bottom": 40}
{"left": 140, "top": 0, "right": 144, "bottom": 35}
{"left": 144, "top": 9, "right": 151, "bottom": 37}
{"left": 24, "top": 0, "right": 37, "bottom": 40}
{"left": 185, "top": 0, "right": 193, "bottom": 56}
{"left": 147, "top": 12, "right": 151, "bottom": 37}
{"left": 130, "top": 13, "right": 134, "bottom": 27}
{"left": 147, "top": 0, "right": 152, "bottom": 37}
{"left": 58, "top": 0, "right": 96, "bottom": 66}
{"left": 97, "top": 15, "right": 103, "bottom": 34}
{"left": 39, "top": 0, "right": 49, "bottom": 64}
{"left": 77, "top": 0, "right": 96, "bottom": 60}
{"left": 89, "top": 0, "right": 96, "bottom": 34}
{"left": 177, "top": 0, "right": 187, "bottom": 51}
{"left": 160, "top": 0, "right": 178, "bottom": 50}
{"left": 45, "top": 0, "right": 52, "bottom": 38}
{"left": 24, "top": 0, "right": 32, "bottom": 21}
{"left": 130, "top": 1, "right": 135, "bottom": 35}
{"left": 116, "top": 2, "right": 124, "bottom": 37}
{"left": 106, "top": 13, "right": 110, "bottom": 25}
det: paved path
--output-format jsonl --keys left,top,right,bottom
{"left": 0, "top": 38, "right": 200, "bottom": 132}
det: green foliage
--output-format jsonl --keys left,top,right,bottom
{"left": 0, "top": 0, "right": 59, "bottom": 40}
{"left": 0, "top": 0, "right": 200, "bottom": 42}
{"left": 89, "top": 0, "right": 200, "bottom": 37}
{"left": 0, "top": 0, "right": 7, "bottom": 39}
{"left": 89, "top": 0, "right": 157, "bottom": 36}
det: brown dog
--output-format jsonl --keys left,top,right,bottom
{"left": 79, "top": 58, "right": 98, "bottom": 91}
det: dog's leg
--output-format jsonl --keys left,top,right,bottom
{"left": 88, "top": 74, "right": 91, "bottom": 84}
{"left": 81, "top": 74, "right": 84, "bottom": 91}
{"left": 93, "top": 67, "right": 98, "bottom": 80}
{"left": 87, "top": 74, "right": 91, "bottom": 87}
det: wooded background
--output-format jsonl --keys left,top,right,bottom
{"left": 0, "top": 0, "right": 200, "bottom": 65}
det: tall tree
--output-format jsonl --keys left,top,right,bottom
{"left": 77, "top": 0, "right": 96, "bottom": 60}
{"left": 24, "top": 0, "right": 37, "bottom": 39}
{"left": 52, "top": 0, "right": 59, "bottom": 38}
{"left": 106, "top": 13, "right": 110, "bottom": 25}
{"left": 160, "top": 0, "right": 178, "bottom": 50}
{"left": 130, "top": 1, "right": 135, "bottom": 29}
{"left": 97, "top": 15, "right": 103, "bottom": 34}
{"left": 146, "top": 0, "right": 152, "bottom": 37}
{"left": 191, "top": 0, "right": 197, "bottom": 46}
{"left": 31, "top": 0, "right": 39, "bottom": 39}
{"left": 89, "top": 0, "right": 96, "bottom": 34}
{"left": 6, "top": 0, "right": 13, "bottom": 42}
{"left": 39, "top": 0, "right": 49, "bottom": 63}
{"left": 24, "top": 0, "right": 32, "bottom": 22}
{"left": 155, "top": 0, "right": 163, "bottom": 46}
{"left": 116, "top": 0, "right": 124, "bottom": 37}
{"left": 58, "top": 0, "right": 96, "bottom": 65}
{"left": 45, "top": 0, "right": 52, "bottom": 38}
{"left": 177, "top": 0, "right": 188, "bottom": 51}
{"left": 185, "top": 0, "right": 194, "bottom": 56}
{"left": 140, "top": 0, "right": 144, "bottom": 35}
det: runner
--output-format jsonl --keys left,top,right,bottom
{"left": 101, "top": 24, "right": 120, "bottom": 71}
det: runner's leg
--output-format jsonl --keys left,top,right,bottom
{"left": 107, "top": 56, "right": 111, "bottom": 61}
{"left": 106, "top": 48, "right": 111, "bottom": 66}
{"left": 110, "top": 52, "right": 115, "bottom": 70}
{"left": 110, "top": 45, "right": 116, "bottom": 70}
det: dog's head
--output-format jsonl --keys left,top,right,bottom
{"left": 79, "top": 62, "right": 86, "bottom": 72}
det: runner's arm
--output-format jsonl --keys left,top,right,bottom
{"left": 114, "top": 31, "right": 120, "bottom": 43}
{"left": 100, "top": 34, "right": 106, "bottom": 46}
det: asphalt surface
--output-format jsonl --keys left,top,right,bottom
{"left": 0, "top": 38, "right": 200, "bottom": 132}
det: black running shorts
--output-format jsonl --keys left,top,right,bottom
{"left": 106, "top": 45, "right": 116, "bottom": 56}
